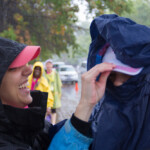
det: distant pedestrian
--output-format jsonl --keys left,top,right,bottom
{"left": 45, "top": 59, "right": 62, "bottom": 124}
{"left": 28, "top": 61, "right": 54, "bottom": 118}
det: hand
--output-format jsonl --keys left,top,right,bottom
{"left": 75, "top": 63, "right": 116, "bottom": 121}
{"left": 46, "top": 107, "right": 51, "bottom": 116}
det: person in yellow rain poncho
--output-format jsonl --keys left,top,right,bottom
{"left": 45, "top": 59, "right": 62, "bottom": 125}
{"left": 28, "top": 61, "right": 54, "bottom": 119}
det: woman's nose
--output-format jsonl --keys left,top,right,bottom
{"left": 22, "top": 64, "right": 32, "bottom": 76}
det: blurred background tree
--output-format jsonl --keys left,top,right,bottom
{"left": 1, "top": 0, "right": 148, "bottom": 63}
{"left": 85, "top": 0, "right": 132, "bottom": 16}
{"left": 123, "top": 0, "right": 150, "bottom": 26}
{"left": 0, "top": 0, "right": 79, "bottom": 59}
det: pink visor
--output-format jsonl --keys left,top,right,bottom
{"left": 102, "top": 46, "right": 143, "bottom": 75}
{"left": 9, "top": 46, "right": 41, "bottom": 68}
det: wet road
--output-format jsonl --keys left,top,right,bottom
{"left": 56, "top": 76, "right": 81, "bottom": 123}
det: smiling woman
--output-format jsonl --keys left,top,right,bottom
{"left": 0, "top": 37, "right": 62, "bottom": 149}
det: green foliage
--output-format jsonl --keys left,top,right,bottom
{"left": 85, "top": 0, "right": 133, "bottom": 16}
{"left": 0, "top": 26, "right": 16, "bottom": 40}
{"left": 123, "top": 0, "right": 150, "bottom": 26}
{"left": 0, "top": 0, "right": 133, "bottom": 61}
{"left": 60, "top": 21, "right": 91, "bottom": 65}
{"left": 23, "top": 0, "right": 79, "bottom": 58}
{"left": 0, "top": 0, "right": 79, "bottom": 59}
{"left": 75, "top": 23, "right": 90, "bottom": 58}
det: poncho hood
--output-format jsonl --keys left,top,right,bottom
{"left": 87, "top": 14, "right": 150, "bottom": 74}
{"left": 32, "top": 61, "right": 45, "bottom": 78}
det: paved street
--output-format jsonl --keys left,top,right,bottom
{"left": 57, "top": 76, "right": 81, "bottom": 122}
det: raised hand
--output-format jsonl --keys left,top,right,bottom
{"left": 75, "top": 63, "right": 116, "bottom": 121}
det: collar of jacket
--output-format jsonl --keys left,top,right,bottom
{"left": 106, "top": 73, "right": 150, "bottom": 103}
{"left": 0, "top": 90, "right": 48, "bottom": 133}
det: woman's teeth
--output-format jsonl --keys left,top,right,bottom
{"left": 19, "top": 82, "right": 29, "bottom": 89}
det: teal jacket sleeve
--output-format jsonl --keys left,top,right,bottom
{"left": 48, "top": 120, "right": 93, "bottom": 150}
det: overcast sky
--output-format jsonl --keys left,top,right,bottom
{"left": 74, "top": 0, "right": 94, "bottom": 22}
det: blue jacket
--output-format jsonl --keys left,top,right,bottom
{"left": 48, "top": 120, "right": 93, "bottom": 150}
{"left": 88, "top": 14, "right": 150, "bottom": 150}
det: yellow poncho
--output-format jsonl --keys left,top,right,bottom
{"left": 28, "top": 62, "right": 54, "bottom": 108}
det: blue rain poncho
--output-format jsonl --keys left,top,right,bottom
{"left": 88, "top": 14, "right": 150, "bottom": 150}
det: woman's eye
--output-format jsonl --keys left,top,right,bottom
{"left": 8, "top": 68, "right": 17, "bottom": 71}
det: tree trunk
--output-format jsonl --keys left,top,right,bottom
{"left": 0, "top": 0, "right": 12, "bottom": 32}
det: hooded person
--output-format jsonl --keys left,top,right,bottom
{"left": 28, "top": 61, "right": 54, "bottom": 112}
{"left": 0, "top": 37, "right": 113, "bottom": 149}
{"left": 88, "top": 14, "right": 150, "bottom": 150}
